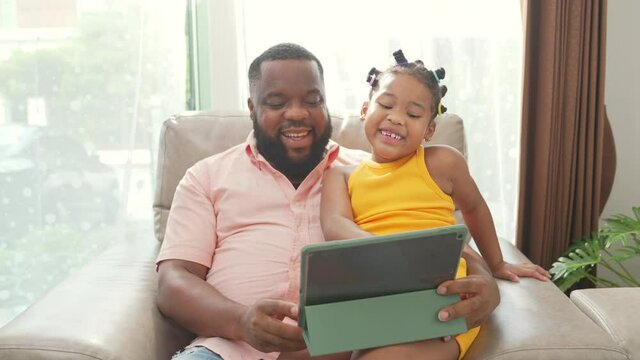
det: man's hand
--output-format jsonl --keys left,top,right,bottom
{"left": 436, "top": 246, "right": 501, "bottom": 329}
{"left": 239, "top": 299, "right": 307, "bottom": 353}
{"left": 436, "top": 273, "right": 500, "bottom": 329}
{"left": 492, "top": 261, "right": 550, "bottom": 282}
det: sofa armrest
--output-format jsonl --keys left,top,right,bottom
{"left": 464, "top": 239, "right": 628, "bottom": 360}
{"left": 571, "top": 288, "right": 640, "bottom": 360}
{"left": 0, "top": 237, "right": 193, "bottom": 360}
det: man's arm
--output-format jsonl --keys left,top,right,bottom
{"left": 157, "top": 259, "right": 306, "bottom": 353}
{"left": 436, "top": 245, "right": 500, "bottom": 329}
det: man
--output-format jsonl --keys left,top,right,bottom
{"left": 156, "top": 43, "right": 500, "bottom": 360}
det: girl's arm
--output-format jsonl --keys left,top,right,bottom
{"left": 426, "top": 146, "right": 549, "bottom": 281}
{"left": 445, "top": 151, "right": 505, "bottom": 274}
{"left": 320, "top": 167, "right": 371, "bottom": 241}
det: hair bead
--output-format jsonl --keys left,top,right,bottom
{"left": 440, "top": 85, "right": 448, "bottom": 97}
{"left": 433, "top": 67, "right": 446, "bottom": 83}
{"left": 366, "top": 67, "right": 381, "bottom": 87}
{"left": 438, "top": 103, "right": 448, "bottom": 115}
{"left": 392, "top": 50, "right": 409, "bottom": 66}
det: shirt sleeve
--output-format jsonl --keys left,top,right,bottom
{"left": 156, "top": 160, "right": 217, "bottom": 269}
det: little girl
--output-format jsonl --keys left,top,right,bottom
{"left": 320, "top": 50, "right": 549, "bottom": 360}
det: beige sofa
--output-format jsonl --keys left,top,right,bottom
{"left": 0, "top": 111, "right": 637, "bottom": 360}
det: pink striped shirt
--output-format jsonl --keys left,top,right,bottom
{"left": 156, "top": 132, "right": 367, "bottom": 360}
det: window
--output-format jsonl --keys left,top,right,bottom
{"left": 0, "top": 0, "right": 523, "bottom": 329}
{"left": 0, "top": 0, "right": 187, "bottom": 327}
{"left": 196, "top": 0, "right": 523, "bottom": 241}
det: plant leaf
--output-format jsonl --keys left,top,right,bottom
{"left": 549, "top": 240, "right": 600, "bottom": 280}
{"left": 613, "top": 246, "right": 640, "bottom": 262}
{"left": 551, "top": 206, "right": 640, "bottom": 291}
{"left": 553, "top": 267, "right": 590, "bottom": 292}
{"left": 601, "top": 209, "right": 640, "bottom": 247}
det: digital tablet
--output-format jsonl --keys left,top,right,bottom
{"left": 299, "top": 225, "right": 467, "bottom": 307}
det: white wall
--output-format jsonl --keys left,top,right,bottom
{"left": 599, "top": 0, "right": 640, "bottom": 282}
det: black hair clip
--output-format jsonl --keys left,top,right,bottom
{"left": 393, "top": 49, "right": 409, "bottom": 67}
{"left": 366, "top": 67, "right": 381, "bottom": 87}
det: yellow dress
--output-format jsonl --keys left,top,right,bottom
{"left": 348, "top": 146, "right": 479, "bottom": 359}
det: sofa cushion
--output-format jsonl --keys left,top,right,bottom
{"left": 463, "top": 240, "right": 630, "bottom": 360}
{"left": 0, "top": 237, "right": 193, "bottom": 360}
{"left": 331, "top": 113, "right": 467, "bottom": 158}
{"left": 153, "top": 111, "right": 467, "bottom": 242}
{"left": 571, "top": 288, "right": 640, "bottom": 360}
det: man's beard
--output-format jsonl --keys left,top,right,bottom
{"left": 252, "top": 113, "right": 332, "bottom": 181}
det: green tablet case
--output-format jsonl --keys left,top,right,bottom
{"left": 299, "top": 225, "right": 468, "bottom": 356}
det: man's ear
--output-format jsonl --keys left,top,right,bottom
{"left": 423, "top": 120, "right": 437, "bottom": 142}
{"left": 248, "top": 98, "right": 255, "bottom": 121}
{"left": 360, "top": 101, "right": 369, "bottom": 121}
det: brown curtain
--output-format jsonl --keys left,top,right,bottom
{"left": 517, "top": 0, "right": 608, "bottom": 269}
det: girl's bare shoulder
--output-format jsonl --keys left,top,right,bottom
{"left": 423, "top": 145, "right": 468, "bottom": 191}
{"left": 423, "top": 144, "right": 465, "bottom": 165}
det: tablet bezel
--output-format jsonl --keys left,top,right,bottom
{"left": 299, "top": 225, "right": 467, "bottom": 308}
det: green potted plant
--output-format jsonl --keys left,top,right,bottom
{"left": 550, "top": 206, "right": 640, "bottom": 291}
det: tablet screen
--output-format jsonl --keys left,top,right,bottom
{"left": 301, "top": 227, "right": 465, "bottom": 306}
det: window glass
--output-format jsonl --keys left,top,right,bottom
{"left": 0, "top": 0, "right": 187, "bottom": 327}
{"left": 207, "top": 0, "right": 523, "bottom": 241}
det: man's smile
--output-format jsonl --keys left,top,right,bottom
{"left": 281, "top": 127, "right": 314, "bottom": 148}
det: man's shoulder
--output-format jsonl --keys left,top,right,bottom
{"left": 334, "top": 146, "right": 369, "bottom": 166}
{"left": 187, "top": 142, "right": 248, "bottom": 177}
{"left": 197, "top": 142, "right": 247, "bottom": 166}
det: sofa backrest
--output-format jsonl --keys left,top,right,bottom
{"left": 153, "top": 111, "right": 467, "bottom": 242}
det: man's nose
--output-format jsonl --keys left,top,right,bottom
{"left": 284, "top": 102, "right": 308, "bottom": 122}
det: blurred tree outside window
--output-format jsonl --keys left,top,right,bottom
{"left": 0, "top": 0, "right": 187, "bottom": 327}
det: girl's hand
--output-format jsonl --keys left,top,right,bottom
{"left": 492, "top": 261, "right": 550, "bottom": 282}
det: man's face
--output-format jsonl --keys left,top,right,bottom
{"left": 248, "top": 59, "right": 331, "bottom": 180}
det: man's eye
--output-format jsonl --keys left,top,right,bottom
{"left": 267, "top": 102, "right": 285, "bottom": 108}
{"left": 305, "top": 97, "right": 322, "bottom": 106}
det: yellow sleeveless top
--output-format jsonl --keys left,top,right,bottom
{"left": 349, "top": 146, "right": 478, "bottom": 359}
{"left": 349, "top": 146, "right": 456, "bottom": 235}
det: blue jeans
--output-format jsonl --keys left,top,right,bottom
{"left": 171, "top": 346, "right": 224, "bottom": 360}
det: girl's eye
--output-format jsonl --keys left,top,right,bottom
{"left": 378, "top": 102, "right": 392, "bottom": 109}
{"left": 408, "top": 113, "right": 421, "bottom": 119}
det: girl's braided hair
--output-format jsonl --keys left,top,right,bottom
{"left": 366, "top": 49, "right": 448, "bottom": 119}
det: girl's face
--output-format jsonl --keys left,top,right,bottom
{"left": 361, "top": 73, "right": 435, "bottom": 163}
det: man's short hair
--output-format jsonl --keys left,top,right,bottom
{"left": 248, "top": 43, "right": 324, "bottom": 93}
